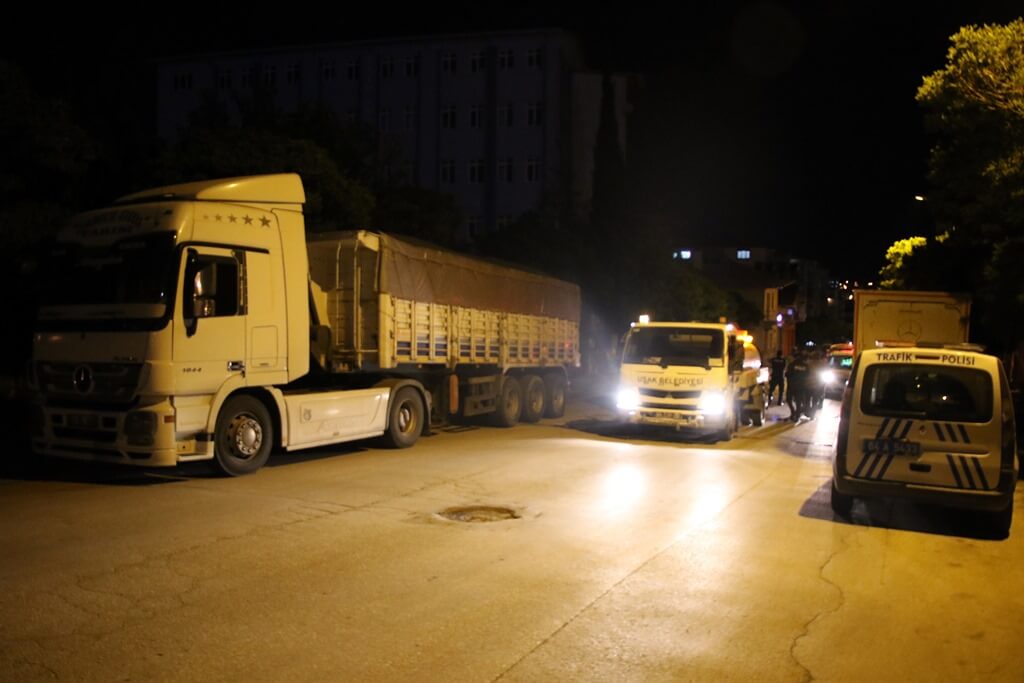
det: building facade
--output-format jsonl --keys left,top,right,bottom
{"left": 156, "top": 29, "right": 630, "bottom": 243}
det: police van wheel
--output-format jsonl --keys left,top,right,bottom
{"left": 986, "top": 499, "right": 1013, "bottom": 538}
{"left": 830, "top": 479, "right": 853, "bottom": 518}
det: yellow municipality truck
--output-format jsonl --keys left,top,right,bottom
{"left": 615, "top": 320, "right": 768, "bottom": 440}
{"left": 30, "top": 174, "right": 580, "bottom": 475}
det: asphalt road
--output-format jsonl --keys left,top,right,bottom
{"left": 1, "top": 385, "right": 1021, "bottom": 682}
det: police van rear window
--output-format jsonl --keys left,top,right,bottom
{"left": 860, "top": 364, "right": 992, "bottom": 422}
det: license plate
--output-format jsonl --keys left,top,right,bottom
{"left": 68, "top": 414, "right": 99, "bottom": 430}
{"left": 862, "top": 439, "right": 921, "bottom": 456}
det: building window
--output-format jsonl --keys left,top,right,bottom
{"left": 400, "top": 162, "right": 414, "bottom": 183}
{"left": 441, "top": 106, "right": 457, "bottom": 129}
{"left": 497, "top": 215, "right": 513, "bottom": 229}
{"left": 526, "top": 158, "right": 540, "bottom": 182}
{"left": 498, "top": 49, "right": 514, "bottom": 70}
{"left": 674, "top": 250, "right": 692, "bottom": 260}
{"left": 737, "top": 249, "right": 751, "bottom": 260}
{"left": 527, "top": 102, "right": 544, "bottom": 126}
{"left": 262, "top": 66, "right": 277, "bottom": 86}
{"left": 379, "top": 107, "right": 391, "bottom": 132}
{"left": 497, "top": 104, "right": 513, "bottom": 128}
{"left": 381, "top": 57, "right": 395, "bottom": 79}
{"left": 345, "top": 108, "right": 357, "bottom": 123}
{"left": 404, "top": 105, "right": 415, "bottom": 130}
{"left": 467, "top": 216, "right": 481, "bottom": 238}
{"left": 286, "top": 64, "right": 302, "bottom": 84}
{"left": 440, "top": 160, "right": 455, "bottom": 183}
{"left": 217, "top": 70, "right": 231, "bottom": 89}
{"left": 469, "top": 105, "right": 482, "bottom": 129}
{"left": 441, "top": 53, "right": 456, "bottom": 74}
{"left": 470, "top": 51, "right": 485, "bottom": 73}
{"left": 405, "top": 58, "right": 419, "bottom": 77}
{"left": 321, "top": 62, "right": 336, "bottom": 82}
{"left": 497, "top": 158, "right": 514, "bottom": 183}
{"left": 468, "top": 160, "right": 485, "bottom": 184}
{"left": 173, "top": 72, "right": 193, "bottom": 91}
{"left": 240, "top": 67, "right": 255, "bottom": 88}
{"left": 346, "top": 61, "right": 359, "bottom": 81}
{"left": 527, "top": 48, "right": 543, "bottom": 68}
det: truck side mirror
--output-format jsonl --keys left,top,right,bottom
{"left": 183, "top": 249, "right": 200, "bottom": 337}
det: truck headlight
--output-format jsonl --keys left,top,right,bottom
{"left": 819, "top": 369, "right": 836, "bottom": 385}
{"left": 698, "top": 390, "right": 726, "bottom": 415}
{"left": 616, "top": 387, "right": 641, "bottom": 411}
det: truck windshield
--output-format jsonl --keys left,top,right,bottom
{"left": 37, "top": 233, "right": 177, "bottom": 311}
{"left": 622, "top": 327, "right": 724, "bottom": 368}
{"left": 860, "top": 364, "right": 992, "bottom": 422}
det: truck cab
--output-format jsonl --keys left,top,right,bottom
{"left": 615, "top": 321, "right": 767, "bottom": 440}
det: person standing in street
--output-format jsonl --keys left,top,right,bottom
{"left": 786, "top": 350, "right": 810, "bottom": 421}
{"left": 769, "top": 350, "right": 787, "bottom": 406}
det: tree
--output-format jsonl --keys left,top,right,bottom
{"left": 915, "top": 19, "right": 1024, "bottom": 349}
{"left": 878, "top": 236, "right": 927, "bottom": 289}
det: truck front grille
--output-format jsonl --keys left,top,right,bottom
{"left": 38, "top": 362, "right": 143, "bottom": 405}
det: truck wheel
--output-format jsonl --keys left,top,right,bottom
{"left": 543, "top": 374, "right": 567, "bottom": 418}
{"left": 521, "top": 375, "right": 545, "bottom": 423}
{"left": 381, "top": 387, "right": 424, "bottom": 448}
{"left": 491, "top": 376, "right": 522, "bottom": 427}
{"left": 213, "top": 395, "right": 273, "bottom": 476}
{"left": 750, "top": 389, "right": 765, "bottom": 427}
{"left": 830, "top": 479, "right": 853, "bottom": 518}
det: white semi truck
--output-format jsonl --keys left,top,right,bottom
{"left": 853, "top": 290, "right": 971, "bottom": 355}
{"left": 615, "top": 320, "right": 768, "bottom": 440}
{"left": 30, "top": 174, "right": 580, "bottom": 475}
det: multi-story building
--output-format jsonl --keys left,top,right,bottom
{"left": 156, "top": 29, "right": 631, "bottom": 243}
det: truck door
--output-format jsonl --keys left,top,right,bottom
{"left": 173, "top": 246, "right": 248, "bottom": 397}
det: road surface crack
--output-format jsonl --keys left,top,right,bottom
{"left": 789, "top": 532, "right": 850, "bottom": 682}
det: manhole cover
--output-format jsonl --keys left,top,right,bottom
{"left": 438, "top": 506, "right": 520, "bottom": 523}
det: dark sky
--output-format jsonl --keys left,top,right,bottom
{"left": 5, "top": 2, "right": 1022, "bottom": 280}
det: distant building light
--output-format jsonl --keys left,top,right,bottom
{"left": 914, "top": 195, "right": 926, "bottom": 202}
{"left": 867, "top": 281, "right": 874, "bottom": 287}
{"left": 848, "top": 294, "right": 854, "bottom": 301}
{"left": 827, "top": 297, "right": 834, "bottom": 305}
{"left": 680, "top": 250, "right": 692, "bottom": 260}
{"left": 776, "top": 314, "right": 783, "bottom": 323}
{"left": 787, "top": 308, "right": 794, "bottom": 316}
{"left": 638, "top": 314, "right": 651, "bottom": 325}
{"left": 737, "top": 249, "right": 751, "bottom": 260}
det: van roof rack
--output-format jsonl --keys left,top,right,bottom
{"left": 874, "top": 340, "right": 986, "bottom": 352}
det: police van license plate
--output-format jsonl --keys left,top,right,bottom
{"left": 862, "top": 439, "right": 921, "bottom": 456}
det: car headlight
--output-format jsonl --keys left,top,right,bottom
{"left": 819, "top": 369, "right": 836, "bottom": 384}
{"left": 616, "top": 386, "right": 641, "bottom": 411}
{"left": 698, "top": 390, "right": 726, "bottom": 415}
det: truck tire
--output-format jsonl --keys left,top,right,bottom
{"left": 749, "top": 388, "right": 765, "bottom": 427}
{"left": 830, "top": 479, "right": 853, "bottom": 518}
{"left": 380, "top": 387, "right": 423, "bottom": 448}
{"left": 212, "top": 395, "right": 273, "bottom": 476}
{"left": 521, "top": 375, "right": 546, "bottom": 423}
{"left": 543, "top": 374, "right": 567, "bottom": 418}
{"left": 491, "top": 376, "right": 522, "bottom": 427}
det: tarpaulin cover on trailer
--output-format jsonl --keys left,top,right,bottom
{"left": 378, "top": 233, "right": 580, "bottom": 321}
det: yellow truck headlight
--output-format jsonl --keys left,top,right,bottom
{"left": 616, "top": 387, "right": 641, "bottom": 411}
{"left": 819, "top": 369, "right": 836, "bottom": 385}
{"left": 698, "top": 391, "right": 726, "bottom": 415}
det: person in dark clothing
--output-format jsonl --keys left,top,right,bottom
{"left": 786, "top": 351, "right": 811, "bottom": 420}
{"left": 769, "top": 350, "right": 787, "bottom": 406}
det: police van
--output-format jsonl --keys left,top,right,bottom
{"left": 831, "top": 343, "right": 1018, "bottom": 535}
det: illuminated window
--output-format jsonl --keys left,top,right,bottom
{"left": 737, "top": 249, "right": 751, "bottom": 260}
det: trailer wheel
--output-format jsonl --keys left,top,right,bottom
{"left": 543, "top": 374, "right": 567, "bottom": 418}
{"left": 521, "top": 375, "right": 546, "bottom": 423}
{"left": 212, "top": 395, "right": 273, "bottom": 476}
{"left": 491, "top": 376, "right": 522, "bottom": 427}
{"left": 381, "top": 387, "right": 423, "bottom": 448}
